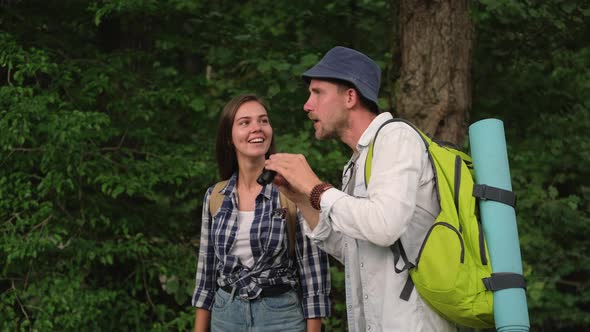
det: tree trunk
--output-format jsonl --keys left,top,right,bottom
{"left": 395, "top": 0, "right": 473, "bottom": 146}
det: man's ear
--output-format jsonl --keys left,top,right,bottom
{"left": 345, "top": 88, "right": 359, "bottom": 108}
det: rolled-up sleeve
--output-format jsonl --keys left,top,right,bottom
{"left": 296, "top": 211, "right": 331, "bottom": 319}
{"left": 191, "top": 188, "right": 218, "bottom": 310}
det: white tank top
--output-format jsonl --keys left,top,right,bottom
{"left": 231, "top": 210, "right": 255, "bottom": 268}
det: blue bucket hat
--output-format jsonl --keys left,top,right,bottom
{"left": 302, "top": 46, "right": 381, "bottom": 108}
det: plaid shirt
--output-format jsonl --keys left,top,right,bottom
{"left": 191, "top": 173, "right": 331, "bottom": 319}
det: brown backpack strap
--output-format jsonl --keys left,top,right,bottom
{"left": 279, "top": 192, "right": 297, "bottom": 258}
{"left": 208, "top": 180, "right": 228, "bottom": 216}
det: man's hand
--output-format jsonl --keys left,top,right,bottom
{"left": 266, "top": 153, "right": 324, "bottom": 229}
{"left": 265, "top": 153, "right": 323, "bottom": 204}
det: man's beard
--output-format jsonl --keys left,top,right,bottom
{"left": 317, "top": 116, "right": 348, "bottom": 140}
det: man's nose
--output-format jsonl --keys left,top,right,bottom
{"left": 303, "top": 97, "right": 313, "bottom": 113}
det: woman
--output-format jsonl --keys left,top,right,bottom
{"left": 192, "top": 94, "right": 331, "bottom": 332}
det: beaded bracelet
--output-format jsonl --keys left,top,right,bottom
{"left": 309, "top": 183, "right": 334, "bottom": 210}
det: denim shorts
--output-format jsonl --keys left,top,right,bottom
{"left": 211, "top": 287, "right": 305, "bottom": 332}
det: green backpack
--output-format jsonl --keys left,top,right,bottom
{"left": 365, "top": 119, "right": 499, "bottom": 328}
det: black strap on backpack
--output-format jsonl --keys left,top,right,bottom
{"left": 472, "top": 185, "right": 526, "bottom": 292}
{"left": 472, "top": 184, "right": 516, "bottom": 207}
{"left": 482, "top": 272, "right": 527, "bottom": 291}
{"left": 391, "top": 175, "right": 523, "bottom": 302}
{"left": 391, "top": 240, "right": 416, "bottom": 301}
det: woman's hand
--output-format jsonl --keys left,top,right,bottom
{"left": 306, "top": 318, "right": 323, "bottom": 332}
{"left": 194, "top": 308, "right": 211, "bottom": 332}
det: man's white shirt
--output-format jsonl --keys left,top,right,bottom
{"left": 304, "top": 112, "right": 457, "bottom": 332}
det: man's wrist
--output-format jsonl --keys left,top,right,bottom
{"left": 309, "top": 183, "right": 334, "bottom": 210}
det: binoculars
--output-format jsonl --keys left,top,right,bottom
{"left": 256, "top": 169, "right": 277, "bottom": 186}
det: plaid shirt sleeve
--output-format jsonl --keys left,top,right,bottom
{"left": 295, "top": 210, "right": 331, "bottom": 319}
{"left": 191, "top": 187, "right": 218, "bottom": 310}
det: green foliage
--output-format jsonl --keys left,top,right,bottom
{"left": 473, "top": 1, "right": 590, "bottom": 330}
{"left": 0, "top": 0, "right": 386, "bottom": 330}
{"left": 0, "top": 0, "right": 588, "bottom": 330}
{"left": 324, "top": 262, "right": 348, "bottom": 331}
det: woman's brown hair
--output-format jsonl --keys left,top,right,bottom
{"left": 215, "top": 94, "right": 276, "bottom": 180}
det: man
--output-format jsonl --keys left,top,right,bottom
{"left": 265, "top": 46, "right": 456, "bottom": 331}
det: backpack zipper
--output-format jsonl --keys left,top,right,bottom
{"left": 478, "top": 219, "right": 488, "bottom": 265}
{"left": 416, "top": 221, "right": 465, "bottom": 267}
{"left": 454, "top": 155, "right": 462, "bottom": 233}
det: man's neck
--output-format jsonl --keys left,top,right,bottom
{"left": 340, "top": 109, "right": 377, "bottom": 153}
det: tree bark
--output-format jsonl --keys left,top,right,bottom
{"left": 396, "top": 0, "right": 473, "bottom": 146}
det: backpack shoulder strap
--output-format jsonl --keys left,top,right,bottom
{"left": 363, "top": 118, "right": 433, "bottom": 301}
{"left": 365, "top": 118, "right": 430, "bottom": 187}
{"left": 208, "top": 180, "right": 228, "bottom": 216}
{"left": 279, "top": 192, "right": 297, "bottom": 258}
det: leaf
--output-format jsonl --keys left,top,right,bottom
{"left": 111, "top": 185, "right": 125, "bottom": 198}
{"left": 189, "top": 97, "right": 206, "bottom": 112}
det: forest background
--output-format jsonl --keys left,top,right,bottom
{"left": 1, "top": 0, "right": 589, "bottom": 331}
